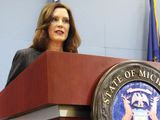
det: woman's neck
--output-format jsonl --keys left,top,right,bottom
{"left": 47, "top": 40, "right": 63, "bottom": 52}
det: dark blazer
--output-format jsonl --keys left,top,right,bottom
{"left": 6, "top": 48, "right": 42, "bottom": 86}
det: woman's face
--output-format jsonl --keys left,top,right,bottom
{"left": 48, "top": 8, "right": 70, "bottom": 42}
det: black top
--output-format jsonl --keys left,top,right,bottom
{"left": 6, "top": 48, "right": 42, "bottom": 86}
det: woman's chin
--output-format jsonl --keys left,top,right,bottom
{"left": 55, "top": 38, "right": 66, "bottom": 42}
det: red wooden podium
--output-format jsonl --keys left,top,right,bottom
{"left": 0, "top": 51, "right": 159, "bottom": 120}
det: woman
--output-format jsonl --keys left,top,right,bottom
{"left": 6, "top": 2, "right": 81, "bottom": 86}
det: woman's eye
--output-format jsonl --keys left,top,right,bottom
{"left": 63, "top": 18, "right": 69, "bottom": 23}
{"left": 52, "top": 17, "right": 58, "bottom": 22}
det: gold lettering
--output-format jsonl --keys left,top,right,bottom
{"left": 124, "top": 71, "right": 131, "bottom": 78}
{"left": 117, "top": 75, "right": 123, "bottom": 83}
{"left": 150, "top": 74, "right": 156, "bottom": 81}
{"left": 147, "top": 71, "right": 150, "bottom": 79}
{"left": 105, "top": 91, "right": 112, "bottom": 98}
{"left": 131, "top": 70, "right": 135, "bottom": 77}
{"left": 103, "top": 98, "right": 110, "bottom": 104}
{"left": 109, "top": 86, "right": 115, "bottom": 93}
{"left": 156, "top": 77, "right": 160, "bottom": 84}
{"left": 139, "top": 70, "right": 150, "bottom": 79}
{"left": 156, "top": 78, "right": 160, "bottom": 86}
{"left": 139, "top": 70, "right": 146, "bottom": 77}
{"left": 112, "top": 79, "right": 118, "bottom": 87}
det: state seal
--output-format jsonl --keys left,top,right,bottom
{"left": 92, "top": 61, "right": 160, "bottom": 120}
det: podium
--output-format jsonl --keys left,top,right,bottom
{"left": 0, "top": 51, "right": 159, "bottom": 120}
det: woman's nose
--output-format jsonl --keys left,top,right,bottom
{"left": 57, "top": 20, "right": 63, "bottom": 26}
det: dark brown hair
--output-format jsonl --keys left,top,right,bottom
{"left": 30, "top": 2, "right": 81, "bottom": 53}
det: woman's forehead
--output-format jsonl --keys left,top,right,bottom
{"left": 52, "top": 8, "right": 69, "bottom": 18}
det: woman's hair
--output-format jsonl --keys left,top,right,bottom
{"left": 30, "top": 2, "right": 81, "bottom": 53}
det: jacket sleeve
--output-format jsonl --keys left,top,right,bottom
{"left": 6, "top": 50, "right": 26, "bottom": 87}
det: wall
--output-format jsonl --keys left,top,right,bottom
{"left": 0, "top": 0, "right": 48, "bottom": 91}
{"left": 62, "top": 0, "right": 159, "bottom": 59}
{"left": 0, "top": 0, "right": 159, "bottom": 91}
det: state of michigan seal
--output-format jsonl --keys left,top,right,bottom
{"left": 92, "top": 61, "right": 160, "bottom": 120}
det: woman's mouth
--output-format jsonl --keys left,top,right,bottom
{"left": 55, "top": 30, "right": 64, "bottom": 35}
